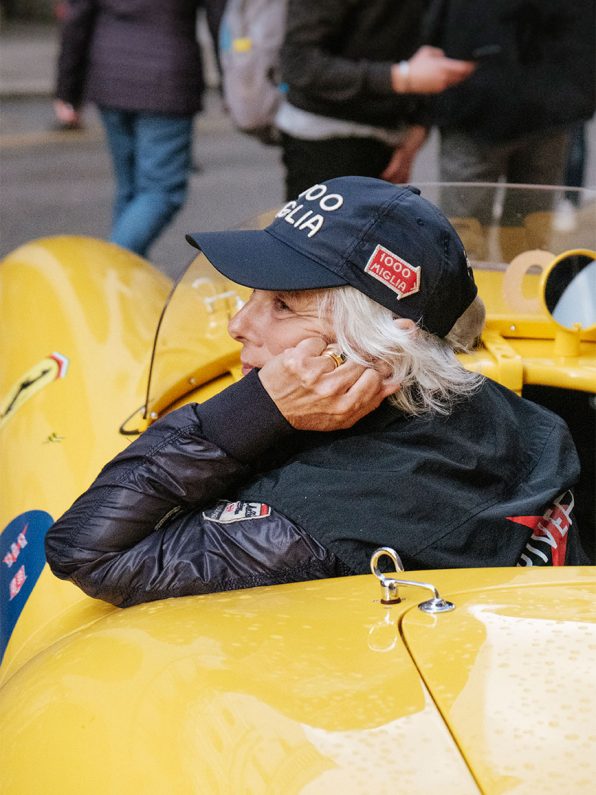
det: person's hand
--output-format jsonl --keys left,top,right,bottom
{"left": 53, "top": 99, "right": 83, "bottom": 128}
{"left": 392, "top": 46, "right": 476, "bottom": 94}
{"left": 258, "top": 338, "right": 399, "bottom": 431}
{"left": 381, "top": 124, "right": 429, "bottom": 183}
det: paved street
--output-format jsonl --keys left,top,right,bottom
{"left": 1, "top": 93, "right": 287, "bottom": 279}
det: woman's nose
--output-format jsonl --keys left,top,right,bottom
{"left": 228, "top": 293, "right": 255, "bottom": 341}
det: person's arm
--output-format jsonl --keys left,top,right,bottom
{"left": 380, "top": 124, "right": 429, "bottom": 184}
{"left": 45, "top": 344, "right": 392, "bottom": 605}
{"left": 281, "top": 1, "right": 474, "bottom": 105}
{"left": 45, "top": 371, "right": 294, "bottom": 590}
{"left": 48, "top": 495, "right": 349, "bottom": 608}
{"left": 281, "top": 0, "right": 386, "bottom": 105}
{"left": 55, "top": 0, "right": 98, "bottom": 120}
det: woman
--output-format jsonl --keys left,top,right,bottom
{"left": 45, "top": 178, "right": 586, "bottom": 607}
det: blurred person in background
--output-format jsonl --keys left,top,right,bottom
{"left": 54, "top": 0, "right": 211, "bottom": 258}
{"left": 422, "top": 0, "right": 596, "bottom": 223}
{"left": 276, "top": 0, "right": 476, "bottom": 200}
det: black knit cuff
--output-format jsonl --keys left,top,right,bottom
{"left": 196, "top": 369, "right": 295, "bottom": 463}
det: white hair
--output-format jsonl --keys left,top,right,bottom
{"left": 317, "top": 286, "right": 486, "bottom": 416}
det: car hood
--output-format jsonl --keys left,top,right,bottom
{"left": 1, "top": 567, "right": 595, "bottom": 793}
{"left": 401, "top": 573, "right": 596, "bottom": 793}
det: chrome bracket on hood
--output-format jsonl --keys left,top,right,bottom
{"left": 370, "top": 547, "right": 456, "bottom": 614}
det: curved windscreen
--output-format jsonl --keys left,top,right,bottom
{"left": 144, "top": 253, "right": 250, "bottom": 418}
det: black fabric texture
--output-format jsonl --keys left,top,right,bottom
{"left": 45, "top": 374, "right": 585, "bottom": 608}
{"left": 235, "top": 379, "right": 583, "bottom": 572}
{"left": 281, "top": 0, "right": 429, "bottom": 127}
{"left": 198, "top": 368, "right": 294, "bottom": 464}
{"left": 71, "top": 502, "right": 350, "bottom": 608}
{"left": 56, "top": 0, "right": 206, "bottom": 115}
{"left": 280, "top": 133, "right": 395, "bottom": 199}
{"left": 422, "top": 0, "right": 596, "bottom": 141}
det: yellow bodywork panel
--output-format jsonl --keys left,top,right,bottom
{"left": 467, "top": 261, "right": 596, "bottom": 393}
{"left": 1, "top": 567, "right": 595, "bottom": 793}
{"left": 0, "top": 237, "right": 170, "bottom": 678}
{"left": 402, "top": 572, "right": 596, "bottom": 794}
{"left": 0, "top": 575, "right": 480, "bottom": 795}
{"left": 0, "top": 236, "right": 170, "bottom": 515}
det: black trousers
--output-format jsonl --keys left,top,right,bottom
{"left": 281, "top": 132, "right": 394, "bottom": 200}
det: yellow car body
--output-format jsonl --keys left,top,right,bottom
{"left": 0, "top": 185, "right": 595, "bottom": 793}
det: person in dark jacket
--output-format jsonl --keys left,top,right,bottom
{"left": 422, "top": 0, "right": 596, "bottom": 222}
{"left": 45, "top": 177, "right": 587, "bottom": 608}
{"left": 54, "top": 0, "right": 208, "bottom": 257}
{"left": 276, "top": 0, "right": 475, "bottom": 199}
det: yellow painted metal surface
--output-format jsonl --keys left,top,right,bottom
{"left": 0, "top": 237, "right": 171, "bottom": 677}
{"left": 2, "top": 566, "right": 595, "bottom": 793}
{"left": 461, "top": 336, "right": 596, "bottom": 393}
{"left": 461, "top": 265, "right": 596, "bottom": 393}
{"left": 402, "top": 569, "right": 596, "bottom": 794}
{"left": 0, "top": 574, "right": 482, "bottom": 794}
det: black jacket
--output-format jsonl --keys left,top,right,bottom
{"left": 45, "top": 371, "right": 586, "bottom": 607}
{"left": 423, "top": 0, "right": 596, "bottom": 141}
{"left": 281, "top": 0, "right": 429, "bottom": 127}
{"left": 56, "top": 0, "right": 206, "bottom": 115}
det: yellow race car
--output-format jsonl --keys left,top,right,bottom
{"left": 0, "top": 183, "right": 594, "bottom": 794}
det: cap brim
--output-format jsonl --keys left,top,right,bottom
{"left": 186, "top": 228, "right": 347, "bottom": 291}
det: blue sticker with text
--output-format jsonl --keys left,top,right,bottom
{"left": 1, "top": 511, "right": 53, "bottom": 665}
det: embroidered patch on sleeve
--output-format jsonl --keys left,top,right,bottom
{"left": 202, "top": 500, "right": 272, "bottom": 524}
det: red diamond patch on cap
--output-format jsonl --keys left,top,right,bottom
{"left": 364, "top": 244, "right": 421, "bottom": 300}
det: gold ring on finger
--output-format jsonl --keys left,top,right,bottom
{"left": 323, "top": 350, "right": 347, "bottom": 369}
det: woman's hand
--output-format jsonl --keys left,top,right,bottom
{"left": 258, "top": 338, "right": 398, "bottom": 431}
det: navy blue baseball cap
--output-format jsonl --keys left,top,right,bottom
{"left": 186, "top": 177, "right": 477, "bottom": 337}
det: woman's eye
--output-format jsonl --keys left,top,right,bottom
{"left": 273, "top": 296, "right": 291, "bottom": 312}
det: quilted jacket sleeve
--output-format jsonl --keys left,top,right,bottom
{"left": 44, "top": 371, "right": 346, "bottom": 607}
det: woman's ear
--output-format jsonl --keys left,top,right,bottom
{"left": 392, "top": 317, "right": 417, "bottom": 333}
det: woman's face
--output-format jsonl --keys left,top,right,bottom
{"left": 228, "top": 289, "right": 334, "bottom": 375}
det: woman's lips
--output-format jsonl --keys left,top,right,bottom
{"left": 241, "top": 362, "right": 255, "bottom": 376}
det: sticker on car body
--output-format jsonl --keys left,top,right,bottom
{"left": 0, "top": 352, "right": 69, "bottom": 429}
{"left": 1, "top": 510, "right": 54, "bottom": 665}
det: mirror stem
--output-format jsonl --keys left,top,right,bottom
{"left": 554, "top": 326, "right": 582, "bottom": 357}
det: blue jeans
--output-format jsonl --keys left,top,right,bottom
{"left": 100, "top": 108, "right": 194, "bottom": 257}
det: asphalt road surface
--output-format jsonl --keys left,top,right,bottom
{"left": 1, "top": 92, "right": 290, "bottom": 278}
